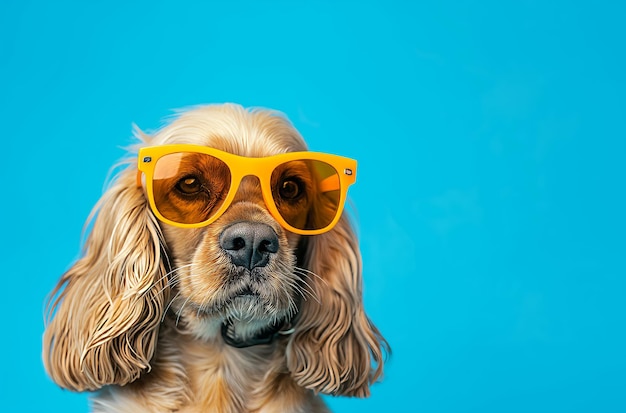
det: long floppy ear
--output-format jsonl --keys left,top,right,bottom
{"left": 43, "top": 166, "right": 169, "bottom": 391}
{"left": 286, "top": 215, "right": 388, "bottom": 397}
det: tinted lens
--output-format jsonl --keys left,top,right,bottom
{"left": 152, "top": 152, "right": 231, "bottom": 224}
{"left": 271, "top": 159, "right": 341, "bottom": 231}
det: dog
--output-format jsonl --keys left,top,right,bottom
{"left": 43, "top": 104, "right": 387, "bottom": 412}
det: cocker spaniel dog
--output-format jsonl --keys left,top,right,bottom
{"left": 43, "top": 104, "right": 387, "bottom": 413}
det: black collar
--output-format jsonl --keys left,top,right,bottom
{"left": 221, "top": 319, "right": 294, "bottom": 348}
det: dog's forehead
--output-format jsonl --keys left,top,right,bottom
{"left": 152, "top": 105, "right": 308, "bottom": 156}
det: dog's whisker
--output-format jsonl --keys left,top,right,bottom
{"left": 176, "top": 295, "right": 193, "bottom": 326}
{"left": 279, "top": 276, "right": 312, "bottom": 304}
{"left": 299, "top": 285, "right": 321, "bottom": 304}
{"left": 286, "top": 274, "right": 320, "bottom": 303}
{"left": 274, "top": 279, "right": 307, "bottom": 321}
{"left": 142, "top": 263, "right": 194, "bottom": 298}
{"left": 294, "top": 268, "right": 324, "bottom": 293}
{"left": 294, "top": 266, "right": 328, "bottom": 287}
{"left": 296, "top": 272, "right": 329, "bottom": 296}
{"left": 162, "top": 263, "right": 194, "bottom": 281}
{"left": 285, "top": 291, "right": 298, "bottom": 319}
{"left": 277, "top": 277, "right": 301, "bottom": 296}
{"left": 150, "top": 263, "right": 195, "bottom": 307}
{"left": 161, "top": 291, "right": 182, "bottom": 322}
{"left": 152, "top": 276, "right": 183, "bottom": 298}
{"left": 286, "top": 278, "right": 313, "bottom": 301}
{"left": 297, "top": 276, "right": 319, "bottom": 297}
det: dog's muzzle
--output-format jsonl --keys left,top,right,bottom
{"left": 217, "top": 221, "right": 296, "bottom": 348}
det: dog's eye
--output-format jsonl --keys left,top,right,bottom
{"left": 176, "top": 175, "right": 203, "bottom": 195}
{"left": 279, "top": 178, "right": 304, "bottom": 200}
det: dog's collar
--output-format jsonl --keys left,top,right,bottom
{"left": 221, "top": 319, "right": 295, "bottom": 348}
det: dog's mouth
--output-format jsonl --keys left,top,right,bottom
{"left": 233, "top": 286, "right": 258, "bottom": 298}
{"left": 225, "top": 285, "right": 264, "bottom": 308}
{"left": 187, "top": 282, "right": 273, "bottom": 320}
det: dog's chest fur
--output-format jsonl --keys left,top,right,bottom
{"left": 93, "top": 322, "right": 328, "bottom": 413}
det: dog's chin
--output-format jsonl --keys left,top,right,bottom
{"left": 222, "top": 295, "right": 277, "bottom": 323}
{"left": 183, "top": 293, "right": 292, "bottom": 344}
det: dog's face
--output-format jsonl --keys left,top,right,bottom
{"left": 43, "top": 104, "right": 386, "bottom": 398}
{"left": 155, "top": 116, "right": 307, "bottom": 343}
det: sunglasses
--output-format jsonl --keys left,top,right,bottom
{"left": 136, "top": 145, "right": 357, "bottom": 235}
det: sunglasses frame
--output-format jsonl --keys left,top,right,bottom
{"left": 136, "top": 144, "right": 357, "bottom": 235}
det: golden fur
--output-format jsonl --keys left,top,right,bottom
{"left": 43, "top": 104, "right": 388, "bottom": 412}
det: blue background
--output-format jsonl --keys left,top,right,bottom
{"left": 1, "top": 1, "right": 625, "bottom": 412}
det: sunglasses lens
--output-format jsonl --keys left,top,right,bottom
{"left": 271, "top": 159, "right": 342, "bottom": 231}
{"left": 152, "top": 152, "right": 231, "bottom": 225}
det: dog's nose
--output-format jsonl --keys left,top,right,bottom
{"left": 219, "top": 222, "right": 279, "bottom": 269}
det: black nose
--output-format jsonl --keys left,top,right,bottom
{"left": 219, "top": 222, "right": 279, "bottom": 269}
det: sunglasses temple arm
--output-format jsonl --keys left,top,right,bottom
{"left": 136, "top": 170, "right": 143, "bottom": 188}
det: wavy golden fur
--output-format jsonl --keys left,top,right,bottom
{"left": 43, "top": 104, "right": 388, "bottom": 412}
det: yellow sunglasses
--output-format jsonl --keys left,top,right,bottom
{"left": 136, "top": 145, "right": 357, "bottom": 235}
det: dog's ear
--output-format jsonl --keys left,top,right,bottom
{"left": 43, "top": 167, "right": 169, "bottom": 391}
{"left": 286, "top": 215, "right": 388, "bottom": 397}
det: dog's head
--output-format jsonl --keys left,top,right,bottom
{"left": 43, "top": 104, "right": 387, "bottom": 397}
